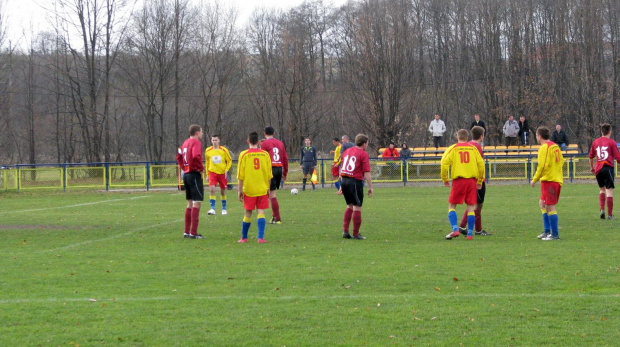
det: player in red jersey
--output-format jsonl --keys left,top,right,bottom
{"left": 457, "top": 126, "right": 491, "bottom": 236}
{"left": 261, "top": 126, "right": 289, "bottom": 224}
{"left": 176, "top": 124, "right": 205, "bottom": 239}
{"left": 589, "top": 123, "right": 620, "bottom": 219}
{"left": 339, "top": 134, "right": 374, "bottom": 240}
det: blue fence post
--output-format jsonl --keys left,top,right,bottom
{"left": 402, "top": 157, "right": 407, "bottom": 186}
{"left": 105, "top": 163, "right": 110, "bottom": 191}
{"left": 527, "top": 156, "right": 531, "bottom": 182}
{"left": 321, "top": 159, "right": 325, "bottom": 188}
{"left": 146, "top": 162, "right": 151, "bottom": 191}
{"left": 62, "top": 163, "right": 67, "bottom": 192}
{"left": 485, "top": 158, "right": 489, "bottom": 183}
{"left": 569, "top": 155, "right": 573, "bottom": 183}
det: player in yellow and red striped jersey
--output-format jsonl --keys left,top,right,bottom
{"left": 531, "top": 126, "right": 564, "bottom": 241}
{"left": 237, "top": 132, "right": 273, "bottom": 243}
{"left": 205, "top": 135, "right": 233, "bottom": 215}
{"left": 441, "top": 129, "right": 485, "bottom": 240}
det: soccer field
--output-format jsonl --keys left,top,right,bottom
{"left": 0, "top": 184, "right": 618, "bottom": 345}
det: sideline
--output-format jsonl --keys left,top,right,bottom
{"left": 0, "top": 195, "right": 152, "bottom": 215}
{"left": 1, "top": 292, "right": 617, "bottom": 305}
{"left": 36, "top": 218, "right": 184, "bottom": 254}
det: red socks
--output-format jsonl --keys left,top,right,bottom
{"left": 599, "top": 193, "right": 606, "bottom": 210}
{"left": 475, "top": 209, "right": 482, "bottom": 231}
{"left": 343, "top": 208, "right": 353, "bottom": 233}
{"left": 271, "top": 197, "right": 280, "bottom": 221}
{"left": 190, "top": 207, "right": 200, "bottom": 235}
{"left": 184, "top": 208, "right": 192, "bottom": 234}
{"left": 607, "top": 197, "right": 614, "bottom": 216}
{"left": 352, "top": 211, "right": 362, "bottom": 236}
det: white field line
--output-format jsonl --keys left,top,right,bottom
{"left": 1, "top": 293, "right": 618, "bottom": 305}
{"left": 34, "top": 219, "right": 184, "bottom": 254}
{"left": 0, "top": 195, "right": 152, "bottom": 215}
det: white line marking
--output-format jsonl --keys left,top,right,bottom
{"left": 1, "top": 293, "right": 618, "bottom": 305}
{"left": 35, "top": 219, "right": 184, "bottom": 254}
{"left": 0, "top": 196, "right": 152, "bottom": 215}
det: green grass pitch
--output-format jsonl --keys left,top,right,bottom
{"left": 0, "top": 184, "right": 618, "bottom": 345}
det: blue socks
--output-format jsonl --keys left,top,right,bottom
{"left": 241, "top": 216, "right": 251, "bottom": 239}
{"left": 548, "top": 211, "right": 559, "bottom": 237}
{"left": 257, "top": 214, "right": 266, "bottom": 239}
{"left": 467, "top": 212, "right": 475, "bottom": 236}
{"left": 448, "top": 209, "right": 458, "bottom": 231}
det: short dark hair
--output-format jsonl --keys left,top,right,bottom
{"left": 333, "top": 137, "right": 340, "bottom": 142}
{"left": 189, "top": 124, "right": 202, "bottom": 136}
{"left": 355, "top": 134, "right": 369, "bottom": 146}
{"left": 249, "top": 132, "right": 259, "bottom": 145}
{"left": 264, "top": 126, "right": 275, "bottom": 136}
{"left": 471, "top": 126, "right": 485, "bottom": 140}
{"left": 211, "top": 134, "right": 219, "bottom": 139}
{"left": 601, "top": 123, "right": 612, "bottom": 136}
{"left": 537, "top": 127, "right": 550, "bottom": 140}
{"left": 457, "top": 129, "right": 469, "bottom": 141}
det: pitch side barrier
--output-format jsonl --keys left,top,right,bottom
{"left": 0, "top": 154, "right": 598, "bottom": 192}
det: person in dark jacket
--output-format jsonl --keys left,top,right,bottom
{"left": 518, "top": 116, "right": 530, "bottom": 145}
{"left": 400, "top": 143, "right": 411, "bottom": 158}
{"left": 550, "top": 124, "right": 569, "bottom": 151}
{"left": 470, "top": 114, "right": 486, "bottom": 133}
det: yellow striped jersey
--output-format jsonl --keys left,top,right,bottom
{"left": 532, "top": 141, "right": 564, "bottom": 185}
{"left": 237, "top": 148, "right": 273, "bottom": 197}
{"left": 205, "top": 146, "right": 232, "bottom": 174}
{"left": 440, "top": 143, "right": 485, "bottom": 184}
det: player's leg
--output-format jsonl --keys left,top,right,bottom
{"left": 447, "top": 203, "right": 459, "bottom": 237}
{"left": 341, "top": 177, "right": 355, "bottom": 238}
{"left": 220, "top": 185, "right": 227, "bottom": 215}
{"left": 269, "top": 169, "right": 282, "bottom": 223}
{"left": 475, "top": 203, "right": 484, "bottom": 234}
{"left": 465, "top": 204, "right": 476, "bottom": 239}
{"left": 239, "top": 208, "right": 252, "bottom": 243}
{"left": 599, "top": 186, "right": 606, "bottom": 219}
{"left": 257, "top": 207, "right": 267, "bottom": 243}
{"left": 606, "top": 188, "right": 614, "bottom": 219}
{"left": 351, "top": 205, "right": 365, "bottom": 239}
{"left": 188, "top": 173, "right": 205, "bottom": 238}
{"left": 538, "top": 199, "right": 551, "bottom": 239}
{"left": 208, "top": 174, "right": 217, "bottom": 214}
{"left": 184, "top": 199, "right": 192, "bottom": 237}
{"left": 342, "top": 204, "right": 353, "bottom": 238}
{"left": 545, "top": 204, "right": 559, "bottom": 239}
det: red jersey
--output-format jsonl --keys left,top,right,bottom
{"left": 589, "top": 137, "right": 620, "bottom": 175}
{"left": 261, "top": 137, "right": 289, "bottom": 176}
{"left": 340, "top": 146, "right": 370, "bottom": 180}
{"left": 469, "top": 141, "right": 484, "bottom": 158}
{"left": 177, "top": 138, "right": 204, "bottom": 173}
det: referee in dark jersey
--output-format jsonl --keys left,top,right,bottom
{"left": 300, "top": 137, "right": 317, "bottom": 191}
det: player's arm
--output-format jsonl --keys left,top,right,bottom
{"left": 223, "top": 147, "right": 233, "bottom": 172}
{"left": 282, "top": 147, "right": 289, "bottom": 180}
{"left": 237, "top": 179, "right": 244, "bottom": 201}
{"left": 475, "top": 151, "right": 485, "bottom": 186}
{"left": 531, "top": 146, "right": 548, "bottom": 185}
{"left": 364, "top": 171, "right": 374, "bottom": 197}
{"left": 440, "top": 148, "right": 453, "bottom": 184}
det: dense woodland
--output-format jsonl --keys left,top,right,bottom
{"left": 1, "top": 0, "right": 619, "bottom": 164}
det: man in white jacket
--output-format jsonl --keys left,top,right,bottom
{"left": 502, "top": 115, "right": 520, "bottom": 146}
{"left": 429, "top": 114, "right": 446, "bottom": 148}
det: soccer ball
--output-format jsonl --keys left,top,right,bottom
{"left": 291, "top": 188, "right": 299, "bottom": 195}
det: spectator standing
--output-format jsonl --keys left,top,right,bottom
{"left": 429, "top": 114, "right": 446, "bottom": 148}
{"left": 502, "top": 115, "right": 520, "bottom": 146}
{"left": 300, "top": 137, "right": 317, "bottom": 191}
{"left": 176, "top": 124, "right": 206, "bottom": 239}
{"left": 588, "top": 123, "right": 620, "bottom": 220}
{"left": 261, "top": 126, "right": 289, "bottom": 224}
{"left": 470, "top": 114, "right": 486, "bottom": 132}
{"left": 550, "top": 124, "right": 569, "bottom": 151}
{"left": 518, "top": 116, "right": 530, "bottom": 145}
{"left": 531, "top": 127, "right": 564, "bottom": 241}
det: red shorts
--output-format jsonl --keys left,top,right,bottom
{"left": 448, "top": 178, "right": 478, "bottom": 205}
{"left": 208, "top": 172, "right": 227, "bottom": 189}
{"left": 540, "top": 181, "right": 561, "bottom": 205}
{"left": 331, "top": 164, "right": 339, "bottom": 178}
{"left": 243, "top": 194, "right": 269, "bottom": 210}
